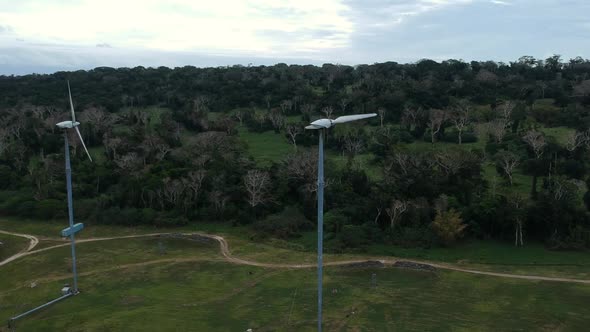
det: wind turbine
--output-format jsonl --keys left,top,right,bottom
{"left": 7, "top": 82, "right": 93, "bottom": 327}
{"left": 305, "top": 113, "right": 376, "bottom": 331}
{"left": 56, "top": 81, "right": 92, "bottom": 295}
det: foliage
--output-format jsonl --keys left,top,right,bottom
{"left": 1, "top": 55, "right": 590, "bottom": 249}
{"left": 253, "top": 206, "right": 312, "bottom": 239}
{"left": 432, "top": 209, "right": 467, "bottom": 246}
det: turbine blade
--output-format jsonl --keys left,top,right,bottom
{"left": 332, "top": 113, "right": 377, "bottom": 124}
{"left": 75, "top": 126, "right": 93, "bottom": 162}
{"left": 67, "top": 81, "right": 76, "bottom": 123}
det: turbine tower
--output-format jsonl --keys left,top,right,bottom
{"left": 305, "top": 112, "right": 376, "bottom": 331}
{"left": 56, "top": 81, "right": 92, "bottom": 294}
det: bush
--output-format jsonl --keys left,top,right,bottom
{"left": 432, "top": 209, "right": 467, "bottom": 246}
{"left": 440, "top": 132, "right": 477, "bottom": 144}
{"left": 0, "top": 191, "right": 36, "bottom": 217}
{"left": 253, "top": 206, "right": 312, "bottom": 239}
{"left": 34, "top": 199, "right": 66, "bottom": 219}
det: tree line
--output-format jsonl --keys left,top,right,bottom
{"left": 1, "top": 54, "right": 590, "bottom": 251}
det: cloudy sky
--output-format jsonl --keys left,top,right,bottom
{"left": 0, "top": 0, "right": 588, "bottom": 75}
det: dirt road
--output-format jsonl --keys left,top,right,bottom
{"left": 2, "top": 230, "right": 590, "bottom": 285}
{"left": 0, "top": 230, "right": 39, "bottom": 267}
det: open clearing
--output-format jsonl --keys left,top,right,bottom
{"left": 1, "top": 227, "right": 590, "bottom": 331}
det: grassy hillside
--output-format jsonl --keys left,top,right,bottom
{"left": 2, "top": 237, "right": 590, "bottom": 331}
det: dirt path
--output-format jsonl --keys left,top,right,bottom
{"left": 2, "top": 230, "right": 590, "bottom": 285}
{"left": 0, "top": 230, "right": 39, "bottom": 267}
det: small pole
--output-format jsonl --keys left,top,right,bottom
{"left": 317, "top": 129, "right": 325, "bottom": 332}
{"left": 64, "top": 132, "right": 79, "bottom": 293}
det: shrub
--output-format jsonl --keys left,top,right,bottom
{"left": 254, "top": 206, "right": 312, "bottom": 239}
{"left": 34, "top": 199, "right": 66, "bottom": 219}
{"left": 432, "top": 209, "right": 467, "bottom": 246}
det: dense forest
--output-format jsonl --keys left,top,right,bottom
{"left": 2, "top": 55, "right": 590, "bottom": 251}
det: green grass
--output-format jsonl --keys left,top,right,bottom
{"left": 404, "top": 139, "right": 486, "bottom": 153}
{"left": 286, "top": 115, "right": 303, "bottom": 124}
{"left": 3, "top": 217, "right": 590, "bottom": 279}
{"left": 121, "top": 106, "right": 170, "bottom": 129}
{"left": 0, "top": 233, "right": 28, "bottom": 261}
{"left": 482, "top": 163, "right": 534, "bottom": 196}
{"left": 540, "top": 126, "right": 575, "bottom": 146}
{"left": 238, "top": 128, "right": 294, "bottom": 166}
{"left": 2, "top": 219, "right": 590, "bottom": 330}
{"left": 87, "top": 146, "right": 106, "bottom": 164}
{"left": 327, "top": 151, "right": 382, "bottom": 180}
{"left": 2, "top": 258, "right": 590, "bottom": 331}
{"left": 0, "top": 236, "right": 220, "bottom": 292}
{"left": 207, "top": 111, "right": 223, "bottom": 121}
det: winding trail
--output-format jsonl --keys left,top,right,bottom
{"left": 0, "top": 230, "right": 39, "bottom": 267}
{"left": 2, "top": 230, "right": 590, "bottom": 285}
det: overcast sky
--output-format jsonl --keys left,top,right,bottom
{"left": 1, "top": 0, "right": 589, "bottom": 75}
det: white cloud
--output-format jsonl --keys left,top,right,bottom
{"left": 0, "top": 0, "right": 354, "bottom": 54}
{"left": 358, "top": 0, "right": 473, "bottom": 30}
{"left": 490, "top": 0, "right": 512, "bottom": 5}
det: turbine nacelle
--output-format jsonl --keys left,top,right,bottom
{"left": 305, "top": 119, "right": 333, "bottom": 130}
{"left": 56, "top": 121, "right": 80, "bottom": 129}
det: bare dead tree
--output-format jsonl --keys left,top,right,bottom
{"left": 374, "top": 207, "right": 382, "bottom": 225}
{"left": 182, "top": 170, "right": 206, "bottom": 209}
{"left": 496, "top": 151, "right": 520, "bottom": 185}
{"left": 9, "top": 111, "right": 25, "bottom": 140}
{"left": 292, "top": 95, "right": 303, "bottom": 113}
{"left": 301, "top": 104, "right": 315, "bottom": 120}
{"left": 428, "top": 109, "right": 446, "bottom": 144}
{"left": 264, "top": 94, "right": 272, "bottom": 110}
{"left": 268, "top": 109, "right": 285, "bottom": 131}
{"left": 286, "top": 124, "right": 301, "bottom": 149}
{"left": 342, "top": 134, "right": 363, "bottom": 158}
{"left": 402, "top": 106, "right": 422, "bottom": 131}
{"left": 510, "top": 195, "right": 526, "bottom": 246}
{"left": 280, "top": 100, "right": 293, "bottom": 114}
{"left": 81, "top": 107, "right": 114, "bottom": 138}
{"left": 522, "top": 130, "right": 547, "bottom": 159}
{"left": 209, "top": 190, "right": 229, "bottom": 215}
{"left": 244, "top": 170, "right": 272, "bottom": 208}
{"left": 234, "top": 109, "right": 245, "bottom": 126}
{"left": 322, "top": 106, "right": 334, "bottom": 119}
{"left": 385, "top": 199, "right": 408, "bottom": 229}
{"left": 451, "top": 101, "right": 471, "bottom": 144}
{"left": 193, "top": 96, "right": 210, "bottom": 113}
{"left": 114, "top": 152, "right": 141, "bottom": 173}
{"left": 435, "top": 151, "right": 465, "bottom": 176}
{"left": 377, "top": 108, "right": 385, "bottom": 128}
{"left": 161, "top": 178, "right": 185, "bottom": 208}
{"left": 565, "top": 131, "right": 589, "bottom": 152}
{"left": 391, "top": 152, "right": 410, "bottom": 176}
{"left": 254, "top": 112, "right": 267, "bottom": 127}
{"left": 285, "top": 151, "right": 317, "bottom": 182}
{"left": 497, "top": 100, "right": 515, "bottom": 120}
{"left": 489, "top": 119, "right": 508, "bottom": 143}
{"left": 103, "top": 134, "right": 123, "bottom": 160}
{"left": 339, "top": 98, "right": 349, "bottom": 113}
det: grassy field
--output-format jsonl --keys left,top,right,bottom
{"left": 2, "top": 218, "right": 590, "bottom": 279}
{"left": 238, "top": 128, "right": 294, "bottom": 167}
{"left": 2, "top": 256, "right": 590, "bottom": 331}
{"left": 0, "top": 233, "right": 29, "bottom": 261}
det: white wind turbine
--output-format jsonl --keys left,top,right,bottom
{"left": 8, "top": 82, "right": 94, "bottom": 326}
{"left": 56, "top": 81, "right": 92, "bottom": 294}
{"left": 305, "top": 112, "right": 376, "bottom": 332}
